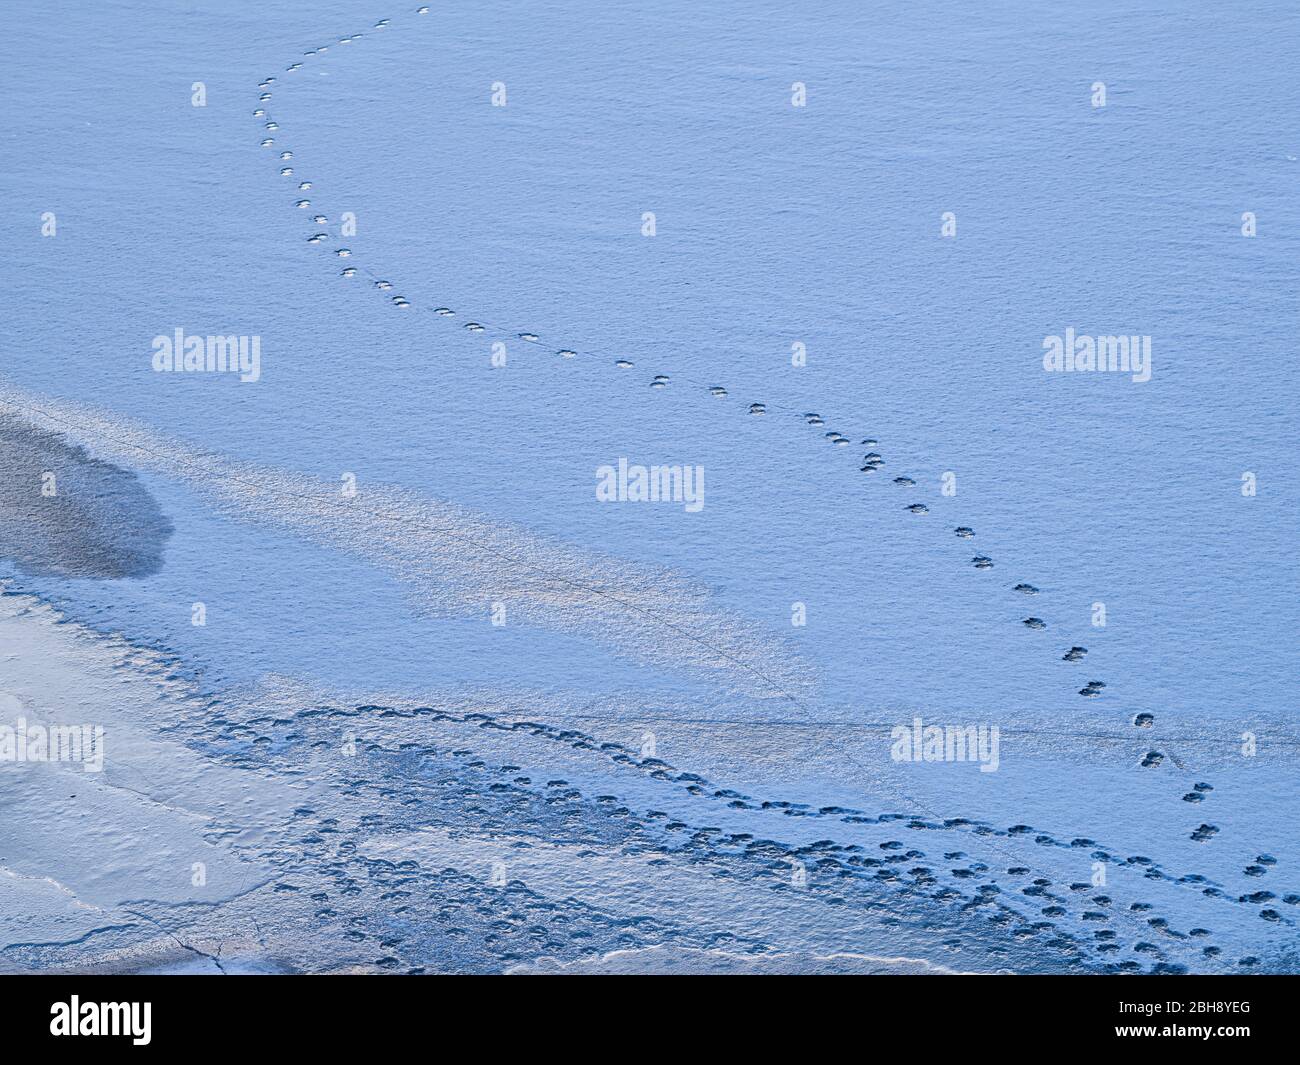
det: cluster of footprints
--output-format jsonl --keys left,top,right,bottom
{"left": 247, "top": 7, "right": 1289, "bottom": 964}
{"left": 207, "top": 697, "right": 1291, "bottom": 973}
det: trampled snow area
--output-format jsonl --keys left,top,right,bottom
{"left": 0, "top": 1, "right": 1296, "bottom": 973}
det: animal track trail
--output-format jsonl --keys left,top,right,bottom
{"left": 462, "top": 706, "right": 1293, "bottom": 937}
{"left": 251, "top": 6, "right": 1106, "bottom": 707}
{"left": 217, "top": 700, "right": 1293, "bottom": 971}
{"left": 220, "top": 671, "right": 1288, "bottom": 967}
{"left": 242, "top": 6, "right": 1273, "bottom": 933}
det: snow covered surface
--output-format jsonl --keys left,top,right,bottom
{"left": 0, "top": 0, "right": 1295, "bottom": 974}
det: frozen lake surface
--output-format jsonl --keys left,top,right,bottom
{"left": 0, "top": 0, "right": 1296, "bottom": 973}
